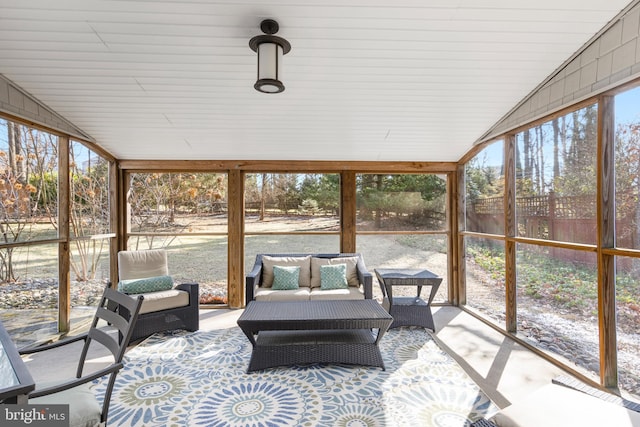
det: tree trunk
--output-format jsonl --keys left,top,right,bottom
{"left": 259, "top": 173, "right": 266, "bottom": 221}
{"left": 552, "top": 118, "right": 560, "bottom": 183}
{"left": 8, "top": 122, "right": 25, "bottom": 182}
{"left": 375, "top": 174, "right": 383, "bottom": 229}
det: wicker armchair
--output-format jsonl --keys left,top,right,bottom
{"left": 114, "top": 249, "right": 199, "bottom": 342}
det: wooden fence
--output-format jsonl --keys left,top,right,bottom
{"left": 468, "top": 193, "right": 637, "bottom": 265}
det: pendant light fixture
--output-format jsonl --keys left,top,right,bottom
{"left": 249, "top": 19, "right": 291, "bottom": 93}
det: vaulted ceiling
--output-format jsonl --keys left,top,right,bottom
{"left": 0, "top": 0, "right": 632, "bottom": 161}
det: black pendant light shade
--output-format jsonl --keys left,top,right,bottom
{"left": 249, "top": 19, "right": 291, "bottom": 93}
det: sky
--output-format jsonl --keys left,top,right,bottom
{"left": 615, "top": 86, "right": 640, "bottom": 125}
{"left": 476, "top": 85, "right": 640, "bottom": 169}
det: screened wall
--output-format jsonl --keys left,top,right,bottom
{"left": 461, "top": 82, "right": 640, "bottom": 398}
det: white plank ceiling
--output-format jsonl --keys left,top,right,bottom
{"left": 0, "top": 0, "right": 632, "bottom": 162}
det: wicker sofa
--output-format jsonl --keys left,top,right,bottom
{"left": 245, "top": 253, "right": 373, "bottom": 305}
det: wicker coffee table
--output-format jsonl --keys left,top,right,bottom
{"left": 237, "top": 300, "right": 393, "bottom": 372}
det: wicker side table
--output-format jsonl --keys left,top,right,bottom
{"left": 374, "top": 268, "right": 442, "bottom": 331}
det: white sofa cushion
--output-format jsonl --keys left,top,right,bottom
{"left": 261, "top": 255, "right": 311, "bottom": 288}
{"left": 310, "top": 256, "right": 359, "bottom": 288}
{"left": 254, "top": 286, "right": 311, "bottom": 301}
{"left": 310, "top": 286, "right": 364, "bottom": 301}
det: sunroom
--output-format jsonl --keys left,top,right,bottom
{"left": 1, "top": 1, "right": 640, "bottom": 426}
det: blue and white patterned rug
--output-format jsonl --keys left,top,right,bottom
{"left": 94, "top": 327, "right": 498, "bottom": 426}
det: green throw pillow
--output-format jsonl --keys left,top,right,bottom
{"left": 320, "top": 263, "right": 348, "bottom": 290}
{"left": 118, "top": 275, "right": 174, "bottom": 294}
{"left": 272, "top": 265, "right": 300, "bottom": 290}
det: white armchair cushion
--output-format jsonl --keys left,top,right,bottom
{"left": 118, "top": 250, "right": 169, "bottom": 280}
{"left": 137, "top": 289, "right": 190, "bottom": 314}
{"left": 31, "top": 383, "right": 102, "bottom": 427}
{"left": 117, "top": 249, "right": 190, "bottom": 314}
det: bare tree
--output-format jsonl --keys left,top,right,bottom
{"left": 69, "top": 142, "right": 109, "bottom": 280}
{"left": 0, "top": 121, "right": 57, "bottom": 282}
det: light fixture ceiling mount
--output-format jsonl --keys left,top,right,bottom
{"left": 249, "top": 19, "right": 291, "bottom": 93}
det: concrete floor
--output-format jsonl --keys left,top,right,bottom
{"left": 430, "top": 306, "right": 566, "bottom": 408}
{"left": 22, "top": 305, "right": 568, "bottom": 411}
